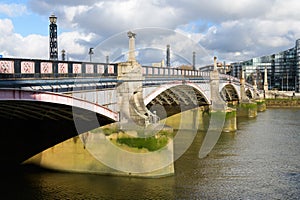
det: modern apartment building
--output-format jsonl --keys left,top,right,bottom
{"left": 230, "top": 39, "right": 300, "bottom": 92}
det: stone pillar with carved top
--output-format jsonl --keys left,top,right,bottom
{"left": 210, "top": 56, "right": 226, "bottom": 111}
{"left": 117, "top": 31, "right": 158, "bottom": 131}
{"left": 240, "top": 68, "right": 249, "bottom": 102}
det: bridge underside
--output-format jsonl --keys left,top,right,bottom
{"left": 0, "top": 100, "right": 114, "bottom": 167}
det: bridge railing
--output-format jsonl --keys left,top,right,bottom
{"left": 0, "top": 58, "right": 212, "bottom": 80}
{"left": 219, "top": 74, "right": 254, "bottom": 89}
{"left": 0, "top": 58, "right": 118, "bottom": 79}
{"left": 0, "top": 58, "right": 252, "bottom": 88}
{"left": 219, "top": 74, "right": 240, "bottom": 84}
{"left": 142, "top": 65, "right": 210, "bottom": 78}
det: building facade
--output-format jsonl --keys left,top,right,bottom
{"left": 199, "top": 61, "right": 231, "bottom": 74}
{"left": 230, "top": 39, "right": 300, "bottom": 92}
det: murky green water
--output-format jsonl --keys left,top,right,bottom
{"left": 3, "top": 109, "right": 300, "bottom": 199}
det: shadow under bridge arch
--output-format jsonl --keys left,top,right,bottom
{"left": 144, "top": 84, "right": 210, "bottom": 119}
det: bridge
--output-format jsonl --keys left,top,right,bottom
{"left": 0, "top": 32, "right": 264, "bottom": 176}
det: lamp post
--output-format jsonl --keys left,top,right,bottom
{"left": 192, "top": 51, "right": 196, "bottom": 70}
{"left": 49, "top": 14, "right": 58, "bottom": 60}
{"left": 61, "top": 49, "right": 66, "bottom": 61}
{"left": 106, "top": 55, "right": 109, "bottom": 64}
{"left": 166, "top": 44, "right": 170, "bottom": 68}
{"left": 89, "top": 48, "right": 94, "bottom": 62}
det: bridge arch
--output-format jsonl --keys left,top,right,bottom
{"left": 0, "top": 89, "right": 118, "bottom": 164}
{"left": 245, "top": 88, "right": 253, "bottom": 99}
{"left": 219, "top": 83, "right": 240, "bottom": 102}
{"left": 0, "top": 89, "right": 118, "bottom": 121}
{"left": 144, "top": 83, "right": 210, "bottom": 118}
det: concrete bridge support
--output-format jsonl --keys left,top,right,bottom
{"left": 163, "top": 105, "right": 236, "bottom": 133}
{"left": 237, "top": 69, "right": 258, "bottom": 118}
{"left": 209, "top": 57, "right": 237, "bottom": 133}
{"left": 252, "top": 79, "right": 267, "bottom": 112}
{"left": 237, "top": 102, "right": 257, "bottom": 118}
{"left": 198, "top": 61, "right": 237, "bottom": 159}
{"left": 256, "top": 99, "right": 267, "bottom": 112}
{"left": 24, "top": 134, "right": 174, "bottom": 178}
{"left": 198, "top": 108, "right": 237, "bottom": 133}
{"left": 222, "top": 107, "right": 237, "bottom": 132}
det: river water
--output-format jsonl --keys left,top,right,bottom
{"left": 3, "top": 108, "right": 300, "bottom": 199}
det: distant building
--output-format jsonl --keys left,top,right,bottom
{"left": 199, "top": 61, "right": 231, "bottom": 74}
{"left": 177, "top": 65, "right": 194, "bottom": 70}
{"left": 152, "top": 59, "right": 165, "bottom": 67}
{"left": 230, "top": 39, "right": 300, "bottom": 92}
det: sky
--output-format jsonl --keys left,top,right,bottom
{"left": 1, "top": 0, "right": 300, "bottom": 68}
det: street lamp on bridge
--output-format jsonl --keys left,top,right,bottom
{"left": 61, "top": 49, "right": 66, "bottom": 61}
{"left": 88, "top": 48, "right": 94, "bottom": 62}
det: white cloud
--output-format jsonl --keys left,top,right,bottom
{"left": 0, "top": 3, "right": 27, "bottom": 17}
{"left": 200, "top": 15, "right": 300, "bottom": 61}
{"left": 1, "top": 0, "right": 300, "bottom": 64}
{"left": 0, "top": 18, "right": 14, "bottom": 36}
{"left": 18, "top": 34, "right": 48, "bottom": 58}
{"left": 266, "top": 0, "right": 300, "bottom": 21}
{"left": 0, "top": 31, "right": 48, "bottom": 59}
{"left": 0, "top": 19, "right": 96, "bottom": 60}
{"left": 59, "top": 31, "right": 99, "bottom": 61}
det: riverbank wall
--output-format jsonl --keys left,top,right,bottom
{"left": 265, "top": 98, "right": 300, "bottom": 108}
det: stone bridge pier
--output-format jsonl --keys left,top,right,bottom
{"left": 236, "top": 68, "right": 258, "bottom": 118}
{"left": 116, "top": 31, "right": 159, "bottom": 135}
{"left": 208, "top": 56, "right": 237, "bottom": 133}
{"left": 237, "top": 69, "right": 268, "bottom": 118}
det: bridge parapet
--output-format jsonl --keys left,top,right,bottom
{"left": 0, "top": 55, "right": 260, "bottom": 118}
{"left": 142, "top": 65, "right": 210, "bottom": 78}
{"left": 0, "top": 58, "right": 117, "bottom": 79}
{"left": 0, "top": 58, "right": 213, "bottom": 81}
